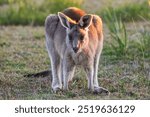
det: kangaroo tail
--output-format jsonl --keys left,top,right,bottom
{"left": 24, "top": 70, "right": 52, "bottom": 78}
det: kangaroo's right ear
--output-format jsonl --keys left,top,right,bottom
{"left": 58, "top": 12, "right": 75, "bottom": 29}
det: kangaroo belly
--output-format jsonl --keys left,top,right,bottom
{"left": 71, "top": 51, "right": 92, "bottom": 66}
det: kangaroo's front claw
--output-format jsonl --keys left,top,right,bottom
{"left": 93, "top": 86, "right": 110, "bottom": 95}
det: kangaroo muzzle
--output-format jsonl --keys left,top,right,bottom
{"left": 72, "top": 38, "right": 79, "bottom": 53}
{"left": 73, "top": 47, "right": 79, "bottom": 53}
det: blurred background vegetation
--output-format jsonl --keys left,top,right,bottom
{"left": 0, "top": 0, "right": 149, "bottom": 25}
{"left": 0, "top": 0, "right": 83, "bottom": 25}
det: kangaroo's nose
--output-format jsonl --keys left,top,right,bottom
{"left": 73, "top": 47, "right": 79, "bottom": 53}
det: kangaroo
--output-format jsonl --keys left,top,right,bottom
{"left": 45, "top": 7, "right": 109, "bottom": 94}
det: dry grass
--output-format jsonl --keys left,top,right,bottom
{"left": 0, "top": 0, "right": 149, "bottom": 100}
{"left": 0, "top": 22, "right": 149, "bottom": 99}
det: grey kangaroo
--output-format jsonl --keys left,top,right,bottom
{"left": 45, "top": 7, "right": 109, "bottom": 94}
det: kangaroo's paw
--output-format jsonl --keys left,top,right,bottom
{"left": 52, "top": 84, "right": 62, "bottom": 93}
{"left": 93, "top": 86, "right": 110, "bottom": 95}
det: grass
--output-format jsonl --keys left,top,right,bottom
{"left": 0, "top": 22, "right": 150, "bottom": 99}
{"left": 0, "top": 0, "right": 149, "bottom": 25}
{"left": 0, "top": 0, "right": 150, "bottom": 99}
{"left": 101, "top": 1, "right": 150, "bottom": 60}
{"left": 99, "top": 1, "right": 150, "bottom": 22}
{"left": 103, "top": 10, "right": 128, "bottom": 58}
{"left": 136, "top": 31, "right": 150, "bottom": 59}
{"left": 0, "top": 0, "right": 7, "bottom": 5}
{"left": 0, "top": 0, "right": 83, "bottom": 25}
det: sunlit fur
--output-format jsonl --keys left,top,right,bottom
{"left": 45, "top": 7, "right": 109, "bottom": 94}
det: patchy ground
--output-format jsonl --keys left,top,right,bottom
{"left": 0, "top": 22, "right": 149, "bottom": 99}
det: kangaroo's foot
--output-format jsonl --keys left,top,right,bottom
{"left": 52, "top": 83, "right": 62, "bottom": 93}
{"left": 93, "top": 86, "right": 110, "bottom": 95}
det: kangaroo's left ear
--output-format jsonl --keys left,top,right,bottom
{"left": 79, "top": 14, "right": 93, "bottom": 29}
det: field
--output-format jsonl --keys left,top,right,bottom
{"left": 0, "top": 0, "right": 150, "bottom": 99}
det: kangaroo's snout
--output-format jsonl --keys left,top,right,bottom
{"left": 73, "top": 47, "right": 79, "bottom": 53}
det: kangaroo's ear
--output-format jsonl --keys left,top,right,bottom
{"left": 79, "top": 14, "right": 93, "bottom": 29}
{"left": 58, "top": 12, "right": 75, "bottom": 29}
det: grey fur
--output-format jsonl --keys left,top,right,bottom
{"left": 45, "top": 8, "right": 109, "bottom": 94}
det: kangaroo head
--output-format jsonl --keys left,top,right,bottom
{"left": 58, "top": 12, "right": 93, "bottom": 53}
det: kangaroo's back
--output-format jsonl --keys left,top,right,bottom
{"left": 62, "top": 7, "right": 86, "bottom": 22}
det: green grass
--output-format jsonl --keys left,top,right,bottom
{"left": 99, "top": 1, "right": 150, "bottom": 22}
{"left": 0, "top": 0, "right": 8, "bottom": 5}
{"left": 0, "top": 22, "right": 150, "bottom": 99}
{"left": 0, "top": 0, "right": 150, "bottom": 99}
{"left": 103, "top": 10, "right": 128, "bottom": 58}
{"left": 0, "top": 0, "right": 149, "bottom": 25}
{"left": 0, "top": 0, "right": 83, "bottom": 25}
{"left": 101, "top": 1, "right": 150, "bottom": 60}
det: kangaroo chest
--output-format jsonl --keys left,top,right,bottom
{"left": 71, "top": 52, "right": 91, "bottom": 66}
